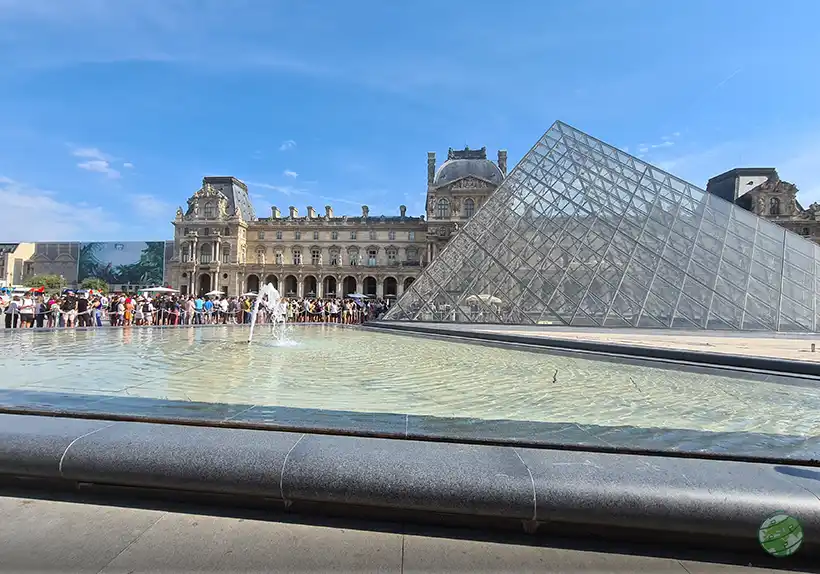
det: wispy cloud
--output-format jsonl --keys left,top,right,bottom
{"left": 0, "top": 176, "right": 120, "bottom": 241}
{"left": 246, "top": 181, "right": 306, "bottom": 196}
{"left": 319, "top": 195, "right": 364, "bottom": 208}
{"left": 123, "top": 162, "right": 134, "bottom": 169}
{"left": 637, "top": 133, "right": 679, "bottom": 155}
{"left": 129, "top": 193, "right": 172, "bottom": 218}
{"left": 279, "top": 140, "right": 297, "bottom": 151}
{"left": 714, "top": 67, "right": 743, "bottom": 90}
{"left": 71, "top": 147, "right": 123, "bottom": 179}
{"left": 283, "top": 169, "right": 298, "bottom": 178}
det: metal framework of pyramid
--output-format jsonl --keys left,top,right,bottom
{"left": 385, "top": 121, "right": 820, "bottom": 331}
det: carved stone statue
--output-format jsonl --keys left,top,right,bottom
{"left": 176, "top": 207, "right": 183, "bottom": 220}
{"left": 787, "top": 198, "right": 796, "bottom": 215}
{"left": 756, "top": 196, "right": 765, "bottom": 214}
{"left": 452, "top": 198, "right": 461, "bottom": 215}
{"left": 361, "top": 205, "right": 369, "bottom": 218}
{"left": 427, "top": 195, "right": 436, "bottom": 213}
{"left": 218, "top": 197, "right": 229, "bottom": 218}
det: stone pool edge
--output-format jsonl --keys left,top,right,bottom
{"left": 2, "top": 412, "right": 819, "bottom": 559}
{"left": 366, "top": 321, "right": 820, "bottom": 377}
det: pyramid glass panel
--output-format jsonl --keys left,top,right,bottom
{"left": 385, "top": 121, "right": 820, "bottom": 332}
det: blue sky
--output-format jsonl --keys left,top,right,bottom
{"left": 2, "top": 0, "right": 820, "bottom": 241}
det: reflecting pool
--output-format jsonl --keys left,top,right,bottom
{"left": 1, "top": 324, "right": 819, "bottom": 460}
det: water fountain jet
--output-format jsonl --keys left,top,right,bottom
{"left": 247, "top": 283, "right": 289, "bottom": 345}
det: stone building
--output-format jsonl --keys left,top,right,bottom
{"left": 167, "top": 146, "right": 507, "bottom": 298}
{"left": 707, "top": 168, "right": 820, "bottom": 244}
{"left": 0, "top": 242, "right": 35, "bottom": 287}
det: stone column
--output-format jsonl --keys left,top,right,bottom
{"left": 377, "top": 279, "right": 384, "bottom": 299}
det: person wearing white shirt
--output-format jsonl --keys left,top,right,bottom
{"left": 19, "top": 295, "right": 35, "bottom": 328}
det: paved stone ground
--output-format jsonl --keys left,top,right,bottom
{"left": 0, "top": 494, "right": 803, "bottom": 573}
{"left": 414, "top": 323, "right": 820, "bottom": 364}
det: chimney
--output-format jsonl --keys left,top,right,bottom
{"left": 289, "top": 206, "right": 298, "bottom": 218}
{"left": 271, "top": 206, "right": 280, "bottom": 218}
{"left": 427, "top": 152, "right": 436, "bottom": 185}
{"left": 325, "top": 205, "right": 333, "bottom": 218}
{"left": 399, "top": 205, "right": 406, "bottom": 218}
{"left": 307, "top": 206, "right": 316, "bottom": 219}
{"left": 498, "top": 150, "right": 507, "bottom": 175}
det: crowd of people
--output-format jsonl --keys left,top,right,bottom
{"left": 1, "top": 289, "right": 390, "bottom": 329}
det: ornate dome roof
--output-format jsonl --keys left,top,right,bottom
{"left": 433, "top": 158, "right": 503, "bottom": 187}
{"left": 432, "top": 147, "right": 503, "bottom": 188}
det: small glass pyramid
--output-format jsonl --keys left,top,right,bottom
{"left": 385, "top": 121, "right": 820, "bottom": 331}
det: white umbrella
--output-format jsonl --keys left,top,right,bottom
{"left": 465, "top": 294, "right": 502, "bottom": 305}
{"left": 141, "top": 286, "right": 179, "bottom": 293}
{"left": 204, "top": 290, "right": 224, "bottom": 296}
{"left": 241, "top": 292, "right": 258, "bottom": 297}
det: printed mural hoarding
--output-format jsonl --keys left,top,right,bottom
{"left": 77, "top": 241, "right": 167, "bottom": 287}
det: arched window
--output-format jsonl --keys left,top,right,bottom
{"left": 292, "top": 248, "right": 302, "bottom": 265}
{"left": 436, "top": 198, "right": 450, "bottom": 219}
{"left": 203, "top": 203, "right": 215, "bottom": 218}
{"left": 769, "top": 197, "right": 780, "bottom": 216}
{"left": 464, "top": 198, "right": 475, "bottom": 218}
{"left": 311, "top": 248, "right": 321, "bottom": 265}
{"left": 200, "top": 243, "right": 212, "bottom": 264}
{"left": 221, "top": 245, "right": 230, "bottom": 263}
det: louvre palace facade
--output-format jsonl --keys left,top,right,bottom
{"left": 167, "top": 147, "right": 508, "bottom": 298}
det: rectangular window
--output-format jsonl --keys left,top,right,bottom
{"left": 408, "top": 231, "right": 415, "bottom": 241}
{"left": 330, "top": 252, "right": 338, "bottom": 265}
{"left": 350, "top": 231, "right": 357, "bottom": 240}
{"left": 368, "top": 249, "right": 377, "bottom": 266}
{"left": 295, "top": 230, "right": 301, "bottom": 240}
{"left": 258, "top": 231, "right": 265, "bottom": 240}
{"left": 331, "top": 231, "right": 339, "bottom": 240}
{"left": 313, "top": 231, "right": 319, "bottom": 240}
{"left": 311, "top": 249, "right": 321, "bottom": 265}
{"left": 276, "top": 231, "right": 283, "bottom": 240}
{"left": 388, "top": 230, "right": 396, "bottom": 240}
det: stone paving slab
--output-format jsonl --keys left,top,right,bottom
{"left": 483, "top": 327, "right": 820, "bottom": 363}
{"left": 0, "top": 495, "right": 799, "bottom": 573}
{"left": 396, "top": 322, "right": 820, "bottom": 364}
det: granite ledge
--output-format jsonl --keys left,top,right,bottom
{"left": 366, "top": 322, "right": 820, "bottom": 377}
{"left": 0, "top": 413, "right": 818, "bottom": 557}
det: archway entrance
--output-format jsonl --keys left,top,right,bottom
{"left": 264, "top": 275, "right": 279, "bottom": 290}
{"left": 342, "top": 276, "right": 357, "bottom": 297}
{"left": 383, "top": 276, "right": 398, "bottom": 298}
{"left": 363, "top": 276, "right": 377, "bottom": 298}
{"left": 323, "top": 276, "right": 337, "bottom": 298}
{"left": 246, "top": 274, "right": 260, "bottom": 294}
{"left": 304, "top": 275, "right": 318, "bottom": 298}
{"left": 403, "top": 277, "right": 415, "bottom": 290}
{"left": 198, "top": 273, "right": 211, "bottom": 296}
{"left": 284, "top": 275, "right": 298, "bottom": 296}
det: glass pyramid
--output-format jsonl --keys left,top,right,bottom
{"left": 385, "top": 121, "right": 820, "bottom": 331}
